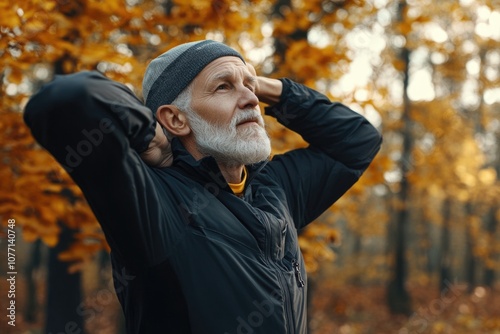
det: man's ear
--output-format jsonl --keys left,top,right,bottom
{"left": 156, "top": 105, "right": 191, "bottom": 137}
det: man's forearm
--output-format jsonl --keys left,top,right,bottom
{"left": 255, "top": 77, "right": 283, "bottom": 105}
{"left": 264, "top": 79, "right": 382, "bottom": 173}
{"left": 24, "top": 71, "right": 156, "bottom": 169}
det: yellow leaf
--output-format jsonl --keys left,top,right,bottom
{"left": 42, "top": 233, "right": 59, "bottom": 247}
{"left": 8, "top": 69, "right": 23, "bottom": 84}
{"left": 478, "top": 168, "right": 497, "bottom": 186}
{"left": 22, "top": 226, "right": 38, "bottom": 243}
{"left": 0, "top": 13, "right": 20, "bottom": 28}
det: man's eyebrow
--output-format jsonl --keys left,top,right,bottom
{"left": 210, "top": 71, "right": 256, "bottom": 84}
{"left": 245, "top": 75, "right": 257, "bottom": 85}
{"left": 211, "top": 71, "right": 233, "bottom": 82}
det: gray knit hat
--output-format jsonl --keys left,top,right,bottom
{"left": 143, "top": 40, "right": 245, "bottom": 114}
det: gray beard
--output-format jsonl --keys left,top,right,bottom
{"left": 185, "top": 109, "right": 271, "bottom": 167}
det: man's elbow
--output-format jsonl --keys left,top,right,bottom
{"left": 350, "top": 127, "right": 383, "bottom": 173}
{"left": 361, "top": 129, "right": 383, "bottom": 172}
{"left": 24, "top": 71, "right": 99, "bottom": 129}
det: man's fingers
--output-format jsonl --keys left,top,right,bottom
{"left": 140, "top": 122, "right": 173, "bottom": 167}
{"left": 246, "top": 62, "right": 257, "bottom": 76}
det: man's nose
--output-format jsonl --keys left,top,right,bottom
{"left": 238, "top": 86, "right": 259, "bottom": 110}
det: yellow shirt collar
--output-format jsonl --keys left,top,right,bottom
{"left": 228, "top": 167, "right": 247, "bottom": 196}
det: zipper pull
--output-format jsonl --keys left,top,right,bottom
{"left": 292, "top": 259, "right": 305, "bottom": 288}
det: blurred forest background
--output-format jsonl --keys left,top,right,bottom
{"left": 1, "top": 0, "right": 500, "bottom": 333}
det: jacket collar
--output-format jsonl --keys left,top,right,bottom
{"left": 169, "top": 138, "right": 268, "bottom": 193}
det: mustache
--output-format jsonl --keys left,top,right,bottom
{"left": 232, "top": 110, "right": 264, "bottom": 127}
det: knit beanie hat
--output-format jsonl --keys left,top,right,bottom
{"left": 142, "top": 40, "right": 245, "bottom": 114}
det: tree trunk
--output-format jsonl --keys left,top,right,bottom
{"left": 386, "top": 186, "right": 412, "bottom": 315}
{"left": 44, "top": 221, "right": 84, "bottom": 334}
{"left": 439, "top": 197, "right": 452, "bottom": 292}
{"left": 386, "top": 0, "right": 412, "bottom": 315}
{"left": 483, "top": 207, "right": 497, "bottom": 287}
{"left": 464, "top": 202, "right": 476, "bottom": 293}
{"left": 351, "top": 232, "right": 363, "bottom": 285}
{"left": 25, "top": 239, "right": 43, "bottom": 323}
{"left": 486, "top": 130, "right": 500, "bottom": 286}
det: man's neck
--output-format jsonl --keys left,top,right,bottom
{"left": 180, "top": 137, "right": 245, "bottom": 183}
{"left": 218, "top": 163, "right": 245, "bottom": 184}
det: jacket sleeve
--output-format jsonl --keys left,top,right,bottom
{"left": 24, "top": 71, "right": 165, "bottom": 268}
{"left": 264, "top": 78, "right": 382, "bottom": 229}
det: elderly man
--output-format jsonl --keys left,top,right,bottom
{"left": 25, "top": 40, "right": 382, "bottom": 334}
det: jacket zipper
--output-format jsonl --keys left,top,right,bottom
{"left": 277, "top": 269, "right": 296, "bottom": 334}
{"left": 291, "top": 259, "right": 305, "bottom": 288}
{"left": 242, "top": 160, "right": 268, "bottom": 193}
{"left": 258, "top": 211, "right": 296, "bottom": 334}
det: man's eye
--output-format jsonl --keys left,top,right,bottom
{"left": 217, "top": 84, "right": 229, "bottom": 90}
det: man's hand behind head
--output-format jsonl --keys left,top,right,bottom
{"left": 140, "top": 122, "right": 173, "bottom": 168}
{"left": 246, "top": 63, "right": 283, "bottom": 106}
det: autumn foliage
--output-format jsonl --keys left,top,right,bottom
{"left": 1, "top": 0, "right": 500, "bottom": 332}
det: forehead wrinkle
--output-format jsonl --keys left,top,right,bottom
{"left": 210, "top": 65, "right": 255, "bottom": 84}
{"left": 211, "top": 70, "right": 234, "bottom": 83}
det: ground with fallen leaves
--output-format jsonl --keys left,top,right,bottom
{"left": 1, "top": 272, "right": 499, "bottom": 333}
{"left": 310, "top": 279, "right": 500, "bottom": 334}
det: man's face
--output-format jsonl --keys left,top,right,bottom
{"left": 185, "top": 56, "right": 271, "bottom": 166}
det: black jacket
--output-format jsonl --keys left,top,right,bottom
{"left": 24, "top": 71, "right": 382, "bottom": 334}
